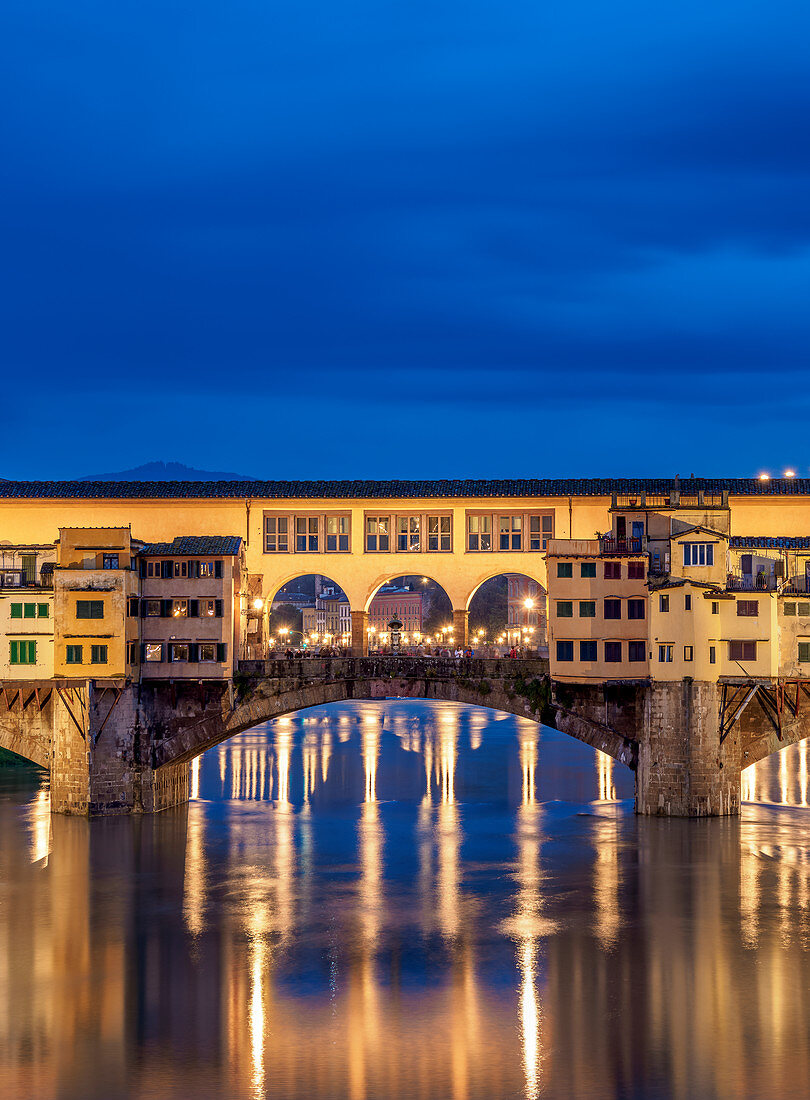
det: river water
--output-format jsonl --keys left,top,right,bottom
{"left": 2, "top": 700, "right": 810, "bottom": 1100}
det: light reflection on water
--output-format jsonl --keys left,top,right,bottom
{"left": 3, "top": 701, "right": 810, "bottom": 1098}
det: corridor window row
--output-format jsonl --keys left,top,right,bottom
{"left": 554, "top": 598, "right": 646, "bottom": 620}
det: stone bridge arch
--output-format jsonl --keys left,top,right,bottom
{"left": 143, "top": 657, "right": 638, "bottom": 773}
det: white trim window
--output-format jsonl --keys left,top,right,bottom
{"left": 682, "top": 542, "right": 714, "bottom": 567}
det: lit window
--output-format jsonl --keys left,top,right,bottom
{"left": 264, "top": 517, "right": 289, "bottom": 553}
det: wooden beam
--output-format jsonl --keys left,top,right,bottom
{"left": 94, "top": 687, "right": 123, "bottom": 745}
{"left": 55, "top": 686, "right": 85, "bottom": 740}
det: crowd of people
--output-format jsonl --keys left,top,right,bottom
{"left": 267, "top": 642, "right": 536, "bottom": 660}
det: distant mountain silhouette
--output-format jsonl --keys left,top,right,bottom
{"left": 78, "top": 461, "right": 254, "bottom": 482}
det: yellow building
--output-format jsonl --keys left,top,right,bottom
{"left": 547, "top": 539, "right": 649, "bottom": 681}
{"left": 3, "top": 477, "right": 810, "bottom": 658}
{"left": 53, "top": 528, "right": 140, "bottom": 679}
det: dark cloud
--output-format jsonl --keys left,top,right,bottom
{"left": 0, "top": 0, "right": 807, "bottom": 478}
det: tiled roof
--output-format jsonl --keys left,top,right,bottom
{"left": 2, "top": 477, "right": 810, "bottom": 500}
{"left": 137, "top": 535, "right": 242, "bottom": 556}
{"left": 729, "top": 536, "right": 810, "bottom": 549}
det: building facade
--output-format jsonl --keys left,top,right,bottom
{"left": 137, "top": 536, "right": 245, "bottom": 679}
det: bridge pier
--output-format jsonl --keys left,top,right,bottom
{"left": 351, "top": 610, "right": 368, "bottom": 656}
{"left": 453, "top": 609, "right": 469, "bottom": 648}
{"left": 50, "top": 681, "right": 189, "bottom": 816}
{"left": 637, "top": 681, "right": 740, "bottom": 817}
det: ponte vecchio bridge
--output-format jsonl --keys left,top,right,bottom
{"left": 3, "top": 475, "right": 810, "bottom": 817}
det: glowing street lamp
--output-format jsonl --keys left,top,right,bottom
{"left": 253, "top": 597, "right": 264, "bottom": 610}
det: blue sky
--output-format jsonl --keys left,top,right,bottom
{"left": 1, "top": 1, "right": 808, "bottom": 480}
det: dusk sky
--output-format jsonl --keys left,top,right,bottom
{"left": 2, "top": 1, "right": 808, "bottom": 481}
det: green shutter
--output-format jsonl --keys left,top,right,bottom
{"left": 37, "top": 603, "right": 49, "bottom": 618}
{"left": 10, "top": 603, "right": 21, "bottom": 619}
{"left": 23, "top": 603, "right": 35, "bottom": 618}
{"left": 10, "top": 641, "right": 18, "bottom": 664}
{"left": 26, "top": 641, "right": 36, "bottom": 664}
{"left": 217, "top": 643, "right": 226, "bottom": 663}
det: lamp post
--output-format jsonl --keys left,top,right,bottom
{"left": 388, "top": 614, "right": 403, "bottom": 654}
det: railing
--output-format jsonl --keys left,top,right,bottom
{"left": 780, "top": 576, "right": 810, "bottom": 595}
{"left": 726, "top": 572, "right": 778, "bottom": 592}
{"left": 599, "top": 536, "right": 647, "bottom": 555}
{"left": 0, "top": 573, "right": 52, "bottom": 589}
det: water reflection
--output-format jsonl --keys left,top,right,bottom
{"left": 5, "top": 706, "right": 810, "bottom": 1098}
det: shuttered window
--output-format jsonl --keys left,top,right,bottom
{"left": 10, "top": 640, "right": 36, "bottom": 664}
{"left": 729, "top": 641, "right": 756, "bottom": 661}
{"left": 76, "top": 600, "right": 104, "bottom": 619}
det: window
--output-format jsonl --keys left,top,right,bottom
{"left": 529, "top": 516, "right": 544, "bottom": 551}
{"left": 145, "top": 643, "right": 162, "bottom": 662}
{"left": 170, "top": 643, "right": 190, "bottom": 662}
{"left": 174, "top": 561, "right": 187, "bottom": 578}
{"left": 784, "top": 602, "right": 796, "bottom": 616}
{"left": 628, "top": 561, "right": 645, "bottom": 580}
{"left": 397, "top": 516, "right": 420, "bottom": 552}
{"left": 556, "top": 601, "right": 573, "bottom": 618}
{"left": 199, "top": 560, "right": 215, "bottom": 576}
{"left": 366, "top": 516, "right": 390, "bottom": 552}
{"left": 23, "top": 603, "right": 36, "bottom": 619}
{"left": 709, "top": 646, "right": 716, "bottom": 664}
{"left": 799, "top": 643, "right": 810, "bottom": 663}
{"left": 800, "top": 603, "right": 810, "bottom": 617}
{"left": 605, "top": 642, "right": 622, "bottom": 663}
{"left": 659, "top": 594, "right": 669, "bottom": 612}
{"left": 327, "top": 515, "right": 350, "bottom": 552}
{"left": 128, "top": 597, "right": 139, "bottom": 618}
{"left": 604, "top": 599, "right": 621, "bottom": 620}
{"left": 684, "top": 646, "right": 693, "bottom": 662}
{"left": 556, "top": 640, "right": 574, "bottom": 661}
{"left": 604, "top": 562, "right": 621, "bottom": 580}
{"left": 729, "top": 640, "right": 756, "bottom": 662}
{"left": 76, "top": 600, "right": 103, "bottom": 619}
{"left": 580, "top": 562, "right": 597, "bottom": 578}
{"left": 10, "top": 640, "right": 36, "bottom": 665}
{"left": 145, "top": 599, "right": 162, "bottom": 617}
{"left": 128, "top": 642, "right": 138, "bottom": 664}
{"left": 712, "top": 601, "right": 720, "bottom": 615}
{"left": 579, "top": 601, "right": 596, "bottom": 617}
{"left": 146, "top": 561, "right": 158, "bottom": 577}
{"left": 37, "top": 603, "right": 49, "bottom": 618}
{"left": 199, "top": 642, "right": 216, "bottom": 662}
{"left": 580, "top": 640, "right": 597, "bottom": 661}
{"left": 10, "top": 603, "right": 21, "bottom": 619}
{"left": 556, "top": 562, "right": 573, "bottom": 578}
{"left": 102, "top": 554, "right": 119, "bottom": 569}
{"left": 91, "top": 644, "right": 108, "bottom": 664}
{"left": 427, "top": 515, "right": 451, "bottom": 551}
{"left": 499, "top": 515, "right": 522, "bottom": 551}
{"left": 658, "top": 645, "right": 674, "bottom": 663}
{"left": 200, "top": 599, "right": 219, "bottom": 617}
{"left": 682, "top": 543, "right": 715, "bottom": 567}
{"left": 295, "top": 516, "right": 319, "bottom": 552}
{"left": 737, "top": 600, "right": 758, "bottom": 617}
{"left": 264, "top": 517, "right": 289, "bottom": 553}
{"left": 467, "top": 515, "right": 492, "bottom": 552}
{"left": 628, "top": 641, "right": 646, "bottom": 662}
{"left": 66, "top": 645, "right": 82, "bottom": 664}
{"left": 627, "top": 599, "right": 645, "bottom": 620}
{"left": 172, "top": 600, "right": 188, "bottom": 618}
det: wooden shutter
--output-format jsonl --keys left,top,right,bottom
{"left": 161, "top": 599, "right": 172, "bottom": 617}
{"left": 215, "top": 600, "right": 223, "bottom": 617}
{"left": 214, "top": 560, "right": 223, "bottom": 579}
{"left": 162, "top": 560, "right": 173, "bottom": 579}
{"left": 217, "top": 643, "right": 227, "bottom": 663}
{"left": 189, "top": 643, "right": 199, "bottom": 662}
{"left": 140, "top": 599, "right": 148, "bottom": 618}
{"left": 189, "top": 599, "right": 198, "bottom": 617}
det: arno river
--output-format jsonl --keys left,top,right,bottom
{"left": 2, "top": 703, "right": 810, "bottom": 1099}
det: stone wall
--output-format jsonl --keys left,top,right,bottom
{"left": 636, "top": 680, "right": 740, "bottom": 817}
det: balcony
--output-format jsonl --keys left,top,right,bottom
{"left": 726, "top": 571, "right": 778, "bottom": 592}
{"left": 599, "top": 536, "right": 647, "bottom": 556}
{"left": 0, "top": 570, "right": 52, "bottom": 590}
{"left": 780, "top": 576, "right": 810, "bottom": 595}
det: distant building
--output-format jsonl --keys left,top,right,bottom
{"left": 302, "top": 586, "right": 351, "bottom": 643}
{"left": 368, "top": 585, "right": 422, "bottom": 639}
{"left": 506, "top": 575, "right": 546, "bottom": 645}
